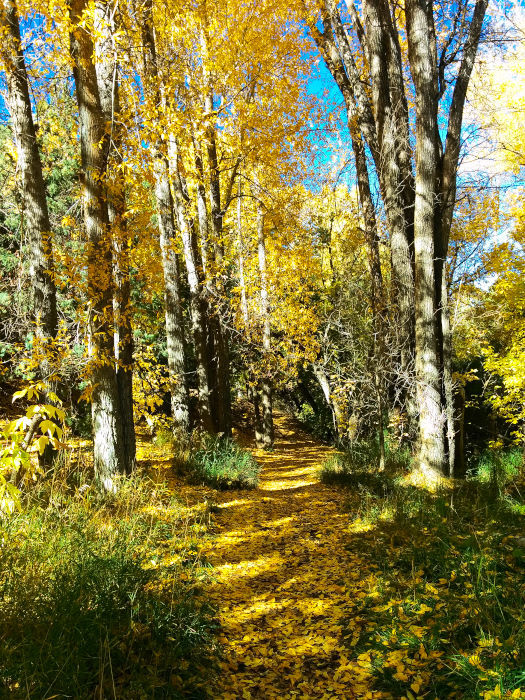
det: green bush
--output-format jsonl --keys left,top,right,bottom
{"left": 0, "top": 471, "right": 217, "bottom": 699}
{"left": 185, "top": 435, "right": 260, "bottom": 489}
{"left": 295, "top": 402, "right": 334, "bottom": 442}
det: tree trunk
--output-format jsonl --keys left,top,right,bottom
{"left": 141, "top": 0, "right": 190, "bottom": 432}
{"left": 204, "top": 142, "right": 232, "bottom": 432}
{"left": 238, "top": 181, "right": 250, "bottom": 331}
{"left": 95, "top": 0, "right": 136, "bottom": 473}
{"left": 252, "top": 384, "right": 263, "bottom": 448}
{"left": 454, "top": 385, "right": 466, "bottom": 478}
{"left": 1, "top": 0, "right": 59, "bottom": 467}
{"left": 441, "top": 273, "right": 456, "bottom": 476}
{"left": 257, "top": 201, "right": 274, "bottom": 449}
{"left": 312, "top": 363, "right": 339, "bottom": 441}
{"left": 406, "top": 0, "right": 445, "bottom": 479}
{"left": 167, "top": 139, "right": 214, "bottom": 432}
{"left": 195, "top": 19, "right": 233, "bottom": 435}
{"left": 0, "top": 0, "right": 58, "bottom": 345}
{"left": 309, "top": 8, "right": 416, "bottom": 431}
{"left": 360, "top": 0, "right": 416, "bottom": 426}
{"left": 193, "top": 146, "right": 210, "bottom": 277}
{"left": 69, "top": 0, "right": 126, "bottom": 489}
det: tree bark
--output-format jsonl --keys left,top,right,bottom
{"left": 406, "top": 0, "right": 445, "bottom": 478}
{"left": 141, "top": 0, "right": 190, "bottom": 432}
{"left": 256, "top": 200, "right": 274, "bottom": 449}
{"left": 69, "top": 0, "right": 126, "bottom": 489}
{"left": 441, "top": 274, "right": 455, "bottom": 475}
{"left": 95, "top": 0, "right": 136, "bottom": 474}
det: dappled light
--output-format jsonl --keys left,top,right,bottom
{"left": 1, "top": 0, "right": 525, "bottom": 696}
{"left": 203, "top": 414, "right": 384, "bottom": 698}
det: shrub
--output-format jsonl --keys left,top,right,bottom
{"left": 185, "top": 435, "right": 260, "bottom": 489}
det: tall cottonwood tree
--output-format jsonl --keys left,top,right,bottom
{"left": 198, "top": 12, "right": 234, "bottom": 436}
{"left": 0, "top": 0, "right": 59, "bottom": 467}
{"left": 0, "top": 0, "right": 58, "bottom": 353}
{"left": 307, "top": 0, "right": 489, "bottom": 477}
{"left": 94, "top": 0, "right": 136, "bottom": 473}
{"left": 69, "top": 0, "right": 127, "bottom": 488}
{"left": 256, "top": 196, "right": 274, "bottom": 449}
{"left": 140, "top": 0, "right": 191, "bottom": 432}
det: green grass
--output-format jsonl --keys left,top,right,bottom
{"left": 470, "top": 447, "right": 523, "bottom": 491}
{"left": 329, "top": 451, "right": 525, "bottom": 699}
{"left": 184, "top": 435, "right": 260, "bottom": 490}
{"left": 0, "top": 467, "right": 218, "bottom": 699}
{"left": 320, "top": 435, "right": 412, "bottom": 487}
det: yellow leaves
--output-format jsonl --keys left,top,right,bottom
{"left": 78, "top": 384, "right": 95, "bottom": 404}
{"left": 479, "top": 637, "right": 495, "bottom": 648}
{"left": 415, "top": 603, "right": 433, "bottom": 615}
{"left": 483, "top": 687, "right": 524, "bottom": 700}
{"left": 61, "top": 214, "right": 76, "bottom": 228}
{"left": 1, "top": 387, "right": 66, "bottom": 506}
{"left": 469, "top": 653, "right": 485, "bottom": 669}
{"left": 12, "top": 381, "right": 46, "bottom": 402}
{"left": 202, "top": 414, "right": 381, "bottom": 698}
{"left": 410, "top": 678, "right": 423, "bottom": 694}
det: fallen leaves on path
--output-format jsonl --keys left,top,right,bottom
{"left": 203, "top": 415, "right": 384, "bottom": 700}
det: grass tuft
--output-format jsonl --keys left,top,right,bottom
{"left": 183, "top": 435, "right": 260, "bottom": 490}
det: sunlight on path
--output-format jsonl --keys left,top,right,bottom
{"left": 204, "top": 414, "right": 381, "bottom": 700}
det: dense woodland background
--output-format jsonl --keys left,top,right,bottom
{"left": 0, "top": 0, "right": 525, "bottom": 697}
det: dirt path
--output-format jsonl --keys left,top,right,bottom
{"left": 204, "top": 414, "right": 379, "bottom": 700}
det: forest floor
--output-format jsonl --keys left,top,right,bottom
{"left": 2, "top": 404, "right": 523, "bottom": 698}
{"left": 204, "top": 413, "right": 382, "bottom": 699}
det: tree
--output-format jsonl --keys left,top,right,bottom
{"left": 139, "top": 0, "right": 192, "bottom": 433}
{"left": 306, "top": 0, "right": 489, "bottom": 478}
{"left": 69, "top": 0, "right": 127, "bottom": 488}
{"left": 94, "top": 0, "right": 136, "bottom": 473}
{"left": 255, "top": 194, "right": 274, "bottom": 449}
{"left": 0, "top": 0, "right": 60, "bottom": 466}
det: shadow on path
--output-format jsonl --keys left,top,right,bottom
{"left": 204, "top": 414, "right": 381, "bottom": 699}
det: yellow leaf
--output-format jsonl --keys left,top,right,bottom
{"left": 37, "top": 435, "right": 49, "bottom": 455}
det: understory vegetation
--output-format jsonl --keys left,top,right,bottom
{"left": 0, "top": 464, "right": 218, "bottom": 699}
{"left": 322, "top": 445, "right": 525, "bottom": 699}
{"left": 185, "top": 436, "right": 260, "bottom": 490}
{"left": 156, "top": 429, "right": 260, "bottom": 490}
